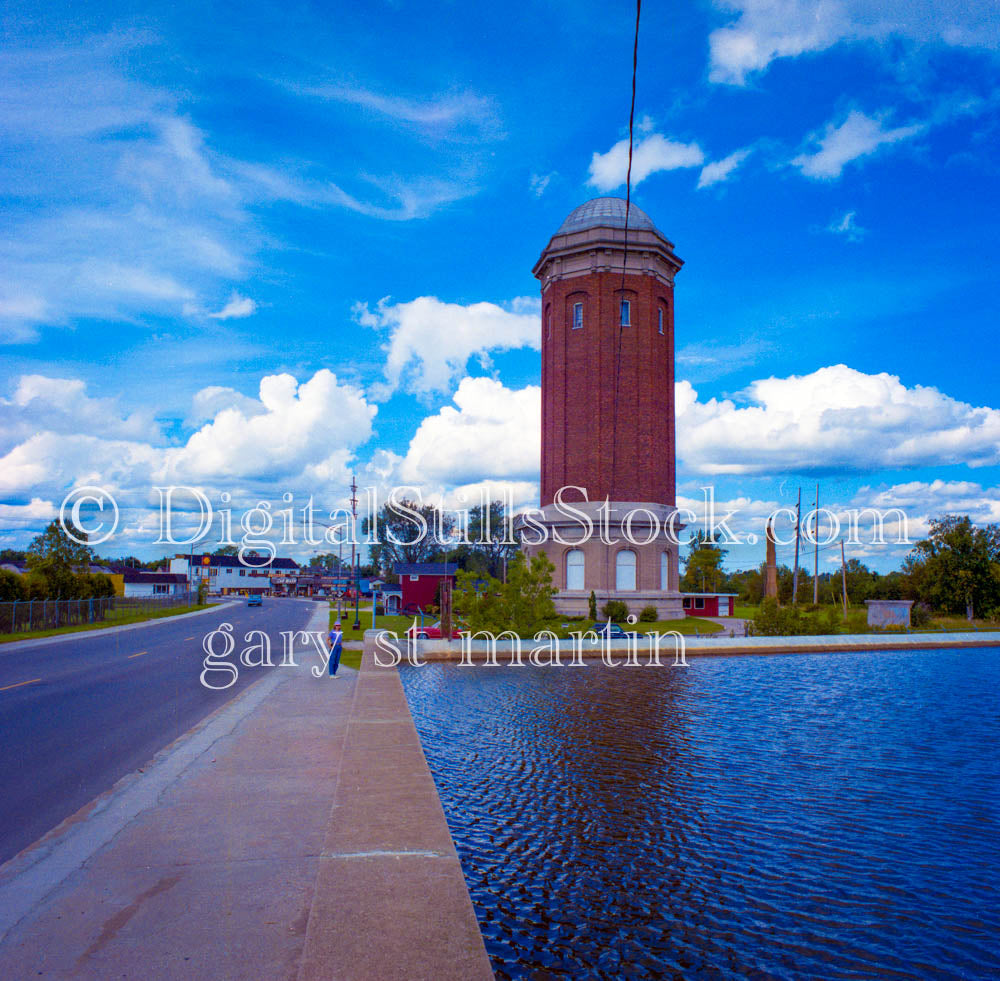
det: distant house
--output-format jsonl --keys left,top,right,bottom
{"left": 122, "top": 570, "right": 189, "bottom": 598}
{"left": 169, "top": 553, "right": 299, "bottom": 596}
{"left": 681, "top": 593, "right": 738, "bottom": 617}
{"left": 377, "top": 583, "right": 402, "bottom": 615}
{"left": 393, "top": 563, "right": 457, "bottom": 613}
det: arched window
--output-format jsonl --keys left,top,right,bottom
{"left": 566, "top": 548, "right": 585, "bottom": 590}
{"left": 658, "top": 306, "right": 664, "bottom": 335}
{"left": 616, "top": 549, "right": 637, "bottom": 591}
{"left": 660, "top": 551, "right": 670, "bottom": 590}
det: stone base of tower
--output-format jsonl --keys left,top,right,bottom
{"left": 547, "top": 588, "right": 685, "bottom": 620}
{"left": 518, "top": 501, "right": 686, "bottom": 622}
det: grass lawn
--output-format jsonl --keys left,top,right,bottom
{"left": 330, "top": 608, "right": 416, "bottom": 644}
{"left": 0, "top": 604, "right": 212, "bottom": 644}
{"left": 733, "top": 602, "right": 1000, "bottom": 635}
{"left": 606, "top": 616, "right": 723, "bottom": 636}
{"left": 329, "top": 606, "right": 725, "bottom": 643}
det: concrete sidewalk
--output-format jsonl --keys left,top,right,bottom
{"left": 0, "top": 621, "right": 492, "bottom": 978}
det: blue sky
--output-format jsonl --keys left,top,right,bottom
{"left": 1, "top": 0, "right": 998, "bottom": 571}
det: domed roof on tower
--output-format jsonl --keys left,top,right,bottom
{"left": 556, "top": 197, "right": 660, "bottom": 236}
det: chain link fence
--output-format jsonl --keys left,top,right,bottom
{"left": 0, "top": 593, "right": 196, "bottom": 636}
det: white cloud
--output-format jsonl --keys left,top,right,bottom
{"left": 677, "top": 338, "right": 769, "bottom": 380}
{"left": 0, "top": 37, "right": 489, "bottom": 340}
{"left": 530, "top": 172, "right": 556, "bottom": 197}
{"left": 0, "top": 498, "right": 58, "bottom": 531}
{"left": 0, "top": 374, "right": 161, "bottom": 451}
{"left": 399, "top": 377, "right": 540, "bottom": 485}
{"left": 791, "top": 109, "right": 924, "bottom": 179}
{"left": 288, "top": 84, "right": 502, "bottom": 140}
{"left": 0, "top": 369, "right": 377, "bottom": 528}
{"left": 677, "top": 364, "right": 1000, "bottom": 474}
{"left": 587, "top": 133, "right": 704, "bottom": 192}
{"left": 209, "top": 292, "right": 257, "bottom": 320}
{"left": 859, "top": 479, "right": 1000, "bottom": 529}
{"left": 356, "top": 295, "right": 540, "bottom": 400}
{"left": 708, "top": 0, "right": 1000, "bottom": 85}
{"left": 185, "top": 385, "right": 266, "bottom": 427}
{"left": 162, "top": 370, "right": 376, "bottom": 482}
{"left": 826, "top": 210, "right": 867, "bottom": 242}
{"left": 697, "top": 147, "right": 753, "bottom": 188}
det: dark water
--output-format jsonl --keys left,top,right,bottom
{"left": 400, "top": 649, "right": 1000, "bottom": 979}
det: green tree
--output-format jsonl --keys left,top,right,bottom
{"left": 842, "top": 558, "right": 876, "bottom": 605}
{"left": 25, "top": 521, "right": 96, "bottom": 598}
{"left": 907, "top": 515, "right": 1000, "bottom": 619}
{"left": 453, "top": 551, "right": 557, "bottom": 636}
{"left": 681, "top": 532, "right": 728, "bottom": 592}
{"left": 312, "top": 552, "right": 347, "bottom": 572}
{"left": 364, "top": 499, "right": 453, "bottom": 576}
{"left": 466, "top": 500, "right": 519, "bottom": 578}
{"left": 0, "top": 569, "right": 27, "bottom": 601}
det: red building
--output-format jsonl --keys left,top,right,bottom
{"left": 520, "top": 197, "right": 686, "bottom": 619}
{"left": 393, "top": 563, "right": 457, "bottom": 613}
{"left": 682, "top": 593, "right": 737, "bottom": 617}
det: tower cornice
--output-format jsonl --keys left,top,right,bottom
{"left": 533, "top": 225, "right": 683, "bottom": 290}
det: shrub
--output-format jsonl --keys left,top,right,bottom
{"left": 600, "top": 599, "right": 629, "bottom": 622}
{"left": 23, "top": 572, "right": 49, "bottom": 600}
{"left": 0, "top": 569, "right": 27, "bottom": 602}
{"left": 638, "top": 605, "right": 658, "bottom": 622}
{"left": 911, "top": 602, "right": 932, "bottom": 627}
{"left": 821, "top": 606, "right": 841, "bottom": 635}
{"left": 588, "top": 590, "right": 598, "bottom": 620}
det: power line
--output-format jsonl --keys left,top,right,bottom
{"left": 609, "top": 0, "right": 641, "bottom": 502}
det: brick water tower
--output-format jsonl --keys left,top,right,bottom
{"left": 521, "top": 197, "right": 686, "bottom": 618}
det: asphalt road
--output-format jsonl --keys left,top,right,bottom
{"left": 0, "top": 597, "right": 323, "bottom": 864}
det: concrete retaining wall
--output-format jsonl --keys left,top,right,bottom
{"left": 366, "top": 628, "right": 1000, "bottom": 663}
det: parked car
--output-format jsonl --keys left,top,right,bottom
{"left": 247, "top": 594, "right": 263, "bottom": 607}
{"left": 406, "top": 620, "right": 464, "bottom": 640}
{"left": 591, "top": 621, "right": 640, "bottom": 639}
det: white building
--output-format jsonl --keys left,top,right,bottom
{"left": 169, "top": 553, "right": 299, "bottom": 596}
{"left": 122, "top": 570, "right": 190, "bottom": 598}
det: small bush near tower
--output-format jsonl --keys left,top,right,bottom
{"left": 601, "top": 600, "right": 629, "bottom": 622}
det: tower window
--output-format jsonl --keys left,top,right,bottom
{"left": 566, "top": 548, "right": 585, "bottom": 590}
{"left": 658, "top": 307, "right": 664, "bottom": 334}
{"left": 616, "top": 549, "right": 637, "bottom": 591}
{"left": 620, "top": 300, "right": 631, "bottom": 326}
{"left": 572, "top": 302, "right": 583, "bottom": 330}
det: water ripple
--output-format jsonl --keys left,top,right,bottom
{"left": 401, "top": 648, "right": 1000, "bottom": 979}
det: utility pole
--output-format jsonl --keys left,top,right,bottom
{"left": 813, "top": 483, "right": 819, "bottom": 606}
{"left": 840, "top": 539, "right": 848, "bottom": 619}
{"left": 792, "top": 487, "right": 801, "bottom": 604}
{"left": 351, "top": 475, "right": 361, "bottom": 630}
{"left": 337, "top": 533, "right": 344, "bottom": 621}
